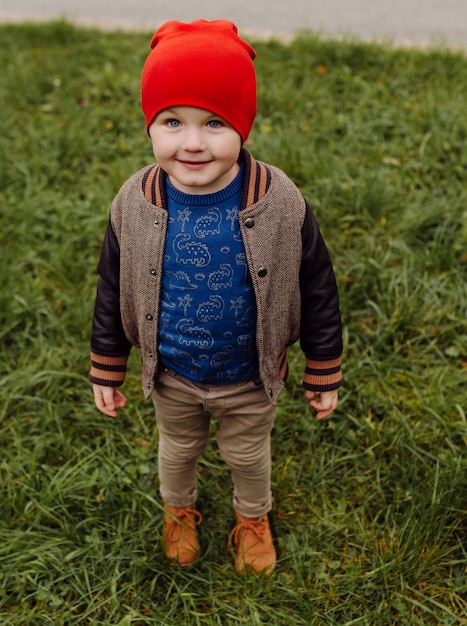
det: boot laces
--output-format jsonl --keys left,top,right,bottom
{"left": 166, "top": 507, "right": 203, "bottom": 542}
{"left": 229, "top": 516, "right": 268, "bottom": 550}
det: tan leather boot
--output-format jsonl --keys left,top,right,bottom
{"left": 162, "top": 504, "right": 202, "bottom": 567}
{"left": 229, "top": 512, "right": 276, "bottom": 574}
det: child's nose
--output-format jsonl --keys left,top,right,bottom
{"left": 182, "top": 128, "right": 205, "bottom": 151}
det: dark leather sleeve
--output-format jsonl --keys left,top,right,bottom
{"left": 90, "top": 220, "right": 132, "bottom": 358}
{"left": 299, "top": 204, "right": 343, "bottom": 360}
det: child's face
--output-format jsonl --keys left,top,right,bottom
{"left": 149, "top": 106, "right": 242, "bottom": 195}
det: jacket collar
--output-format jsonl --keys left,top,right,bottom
{"left": 142, "top": 148, "right": 271, "bottom": 210}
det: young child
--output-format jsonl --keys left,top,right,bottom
{"left": 89, "top": 19, "right": 342, "bottom": 574}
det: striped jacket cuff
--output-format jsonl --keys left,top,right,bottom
{"left": 89, "top": 351, "right": 128, "bottom": 387}
{"left": 303, "top": 356, "right": 342, "bottom": 392}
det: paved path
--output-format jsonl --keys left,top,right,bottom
{"left": 0, "top": 0, "right": 466, "bottom": 47}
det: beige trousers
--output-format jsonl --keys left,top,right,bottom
{"left": 152, "top": 368, "right": 276, "bottom": 518}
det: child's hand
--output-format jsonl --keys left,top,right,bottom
{"left": 305, "top": 389, "right": 338, "bottom": 420}
{"left": 92, "top": 384, "right": 127, "bottom": 417}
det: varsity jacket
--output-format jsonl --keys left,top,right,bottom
{"left": 89, "top": 149, "right": 342, "bottom": 404}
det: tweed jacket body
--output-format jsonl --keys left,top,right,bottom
{"left": 90, "top": 149, "right": 342, "bottom": 404}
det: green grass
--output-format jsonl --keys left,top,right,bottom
{"left": 0, "top": 20, "right": 466, "bottom": 625}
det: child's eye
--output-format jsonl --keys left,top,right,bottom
{"left": 166, "top": 119, "right": 181, "bottom": 128}
{"left": 207, "top": 120, "right": 222, "bottom": 128}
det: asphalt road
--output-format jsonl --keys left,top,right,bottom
{"left": 0, "top": 0, "right": 466, "bottom": 47}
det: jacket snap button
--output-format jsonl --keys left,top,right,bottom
{"left": 258, "top": 267, "right": 268, "bottom": 278}
{"left": 146, "top": 314, "right": 153, "bottom": 321}
{"left": 150, "top": 269, "right": 157, "bottom": 276}
{"left": 245, "top": 217, "right": 255, "bottom": 228}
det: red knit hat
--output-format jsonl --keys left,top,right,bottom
{"left": 141, "top": 20, "right": 257, "bottom": 143}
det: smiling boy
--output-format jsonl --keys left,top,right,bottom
{"left": 89, "top": 19, "right": 342, "bottom": 574}
{"left": 148, "top": 107, "right": 241, "bottom": 195}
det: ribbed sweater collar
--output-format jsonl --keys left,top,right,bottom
{"left": 165, "top": 165, "right": 243, "bottom": 207}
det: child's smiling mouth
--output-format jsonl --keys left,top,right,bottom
{"left": 178, "top": 159, "right": 211, "bottom": 169}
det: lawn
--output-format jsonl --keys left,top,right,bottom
{"left": 0, "top": 20, "right": 465, "bottom": 625}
